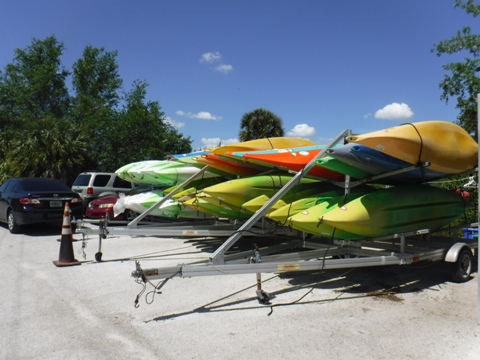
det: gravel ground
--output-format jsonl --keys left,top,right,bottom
{"left": 0, "top": 222, "right": 479, "bottom": 360}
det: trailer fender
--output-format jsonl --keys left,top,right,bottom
{"left": 444, "top": 242, "right": 470, "bottom": 263}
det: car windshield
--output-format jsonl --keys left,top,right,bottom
{"left": 20, "top": 179, "right": 69, "bottom": 192}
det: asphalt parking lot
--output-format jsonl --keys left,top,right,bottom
{"left": 0, "top": 222, "right": 479, "bottom": 360}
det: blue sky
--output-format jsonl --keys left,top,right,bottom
{"left": 1, "top": 1, "right": 479, "bottom": 151}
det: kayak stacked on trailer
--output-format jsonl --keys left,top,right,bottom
{"left": 74, "top": 120, "right": 478, "bottom": 304}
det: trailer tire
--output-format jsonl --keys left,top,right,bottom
{"left": 95, "top": 252, "right": 103, "bottom": 262}
{"left": 450, "top": 247, "right": 473, "bottom": 283}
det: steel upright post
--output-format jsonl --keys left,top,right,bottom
{"left": 477, "top": 94, "right": 479, "bottom": 326}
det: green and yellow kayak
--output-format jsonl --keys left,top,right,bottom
{"left": 266, "top": 185, "right": 373, "bottom": 224}
{"left": 287, "top": 188, "right": 377, "bottom": 240}
{"left": 319, "top": 184, "right": 470, "bottom": 237}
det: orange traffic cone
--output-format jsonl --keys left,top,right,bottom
{"left": 53, "top": 202, "right": 81, "bottom": 267}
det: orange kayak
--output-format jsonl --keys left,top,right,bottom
{"left": 239, "top": 149, "right": 345, "bottom": 181}
{"left": 194, "top": 153, "right": 263, "bottom": 178}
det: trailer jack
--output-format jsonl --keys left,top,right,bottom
{"left": 255, "top": 272, "right": 271, "bottom": 305}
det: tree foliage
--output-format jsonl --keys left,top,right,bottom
{"left": 72, "top": 46, "right": 122, "bottom": 113}
{"left": 239, "top": 108, "right": 284, "bottom": 142}
{"left": 7, "top": 117, "right": 87, "bottom": 183}
{"left": 99, "top": 80, "right": 192, "bottom": 171}
{"left": 433, "top": 0, "right": 480, "bottom": 138}
{"left": 0, "top": 35, "right": 192, "bottom": 183}
{"left": 70, "top": 45, "right": 124, "bottom": 170}
{"left": 0, "top": 36, "right": 69, "bottom": 125}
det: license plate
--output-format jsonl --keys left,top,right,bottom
{"left": 50, "top": 201, "right": 62, "bottom": 208}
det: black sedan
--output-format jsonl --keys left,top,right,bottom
{"left": 0, "top": 177, "right": 84, "bottom": 234}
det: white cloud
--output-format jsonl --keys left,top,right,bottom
{"left": 164, "top": 117, "right": 185, "bottom": 129}
{"left": 196, "top": 111, "right": 220, "bottom": 120}
{"left": 201, "top": 137, "right": 238, "bottom": 149}
{"left": 176, "top": 110, "right": 222, "bottom": 121}
{"left": 199, "top": 51, "right": 233, "bottom": 74}
{"left": 199, "top": 52, "right": 222, "bottom": 63}
{"left": 287, "top": 123, "right": 316, "bottom": 138}
{"left": 374, "top": 102, "right": 414, "bottom": 120}
{"left": 215, "top": 64, "right": 233, "bottom": 74}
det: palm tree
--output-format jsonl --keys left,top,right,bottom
{"left": 239, "top": 108, "right": 284, "bottom": 141}
{"left": 7, "top": 116, "right": 87, "bottom": 184}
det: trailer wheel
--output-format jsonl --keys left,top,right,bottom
{"left": 95, "top": 251, "right": 103, "bottom": 262}
{"left": 450, "top": 247, "right": 473, "bottom": 283}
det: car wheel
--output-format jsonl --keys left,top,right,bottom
{"left": 123, "top": 210, "right": 136, "bottom": 222}
{"left": 7, "top": 210, "right": 21, "bottom": 234}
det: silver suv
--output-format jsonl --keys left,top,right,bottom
{"left": 71, "top": 172, "right": 135, "bottom": 208}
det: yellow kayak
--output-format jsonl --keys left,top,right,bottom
{"left": 180, "top": 192, "right": 251, "bottom": 219}
{"left": 241, "top": 181, "right": 340, "bottom": 214}
{"left": 346, "top": 120, "right": 478, "bottom": 174}
{"left": 201, "top": 175, "right": 319, "bottom": 210}
{"left": 213, "top": 137, "right": 317, "bottom": 156}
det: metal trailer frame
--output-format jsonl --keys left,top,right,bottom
{"left": 75, "top": 129, "right": 351, "bottom": 259}
{"left": 74, "top": 163, "right": 288, "bottom": 261}
{"left": 125, "top": 129, "right": 478, "bottom": 304}
{"left": 74, "top": 129, "right": 349, "bottom": 256}
{"left": 131, "top": 227, "right": 477, "bottom": 280}
{"left": 79, "top": 218, "right": 298, "bottom": 262}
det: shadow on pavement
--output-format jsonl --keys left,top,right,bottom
{"left": 143, "top": 258, "right": 477, "bottom": 323}
{"left": 0, "top": 222, "right": 64, "bottom": 237}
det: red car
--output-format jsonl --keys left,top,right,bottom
{"left": 85, "top": 194, "right": 137, "bottom": 221}
{"left": 85, "top": 185, "right": 160, "bottom": 221}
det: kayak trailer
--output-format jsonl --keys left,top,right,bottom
{"left": 131, "top": 226, "right": 478, "bottom": 304}
{"left": 126, "top": 129, "right": 478, "bottom": 304}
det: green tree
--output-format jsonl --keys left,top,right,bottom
{"left": 0, "top": 127, "right": 16, "bottom": 182}
{"left": 0, "top": 35, "right": 70, "bottom": 124}
{"left": 98, "top": 80, "right": 192, "bottom": 171}
{"left": 433, "top": 0, "right": 480, "bottom": 138}
{"left": 0, "top": 36, "right": 193, "bottom": 180}
{"left": 239, "top": 108, "right": 284, "bottom": 142}
{"left": 0, "top": 36, "right": 75, "bottom": 182}
{"left": 6, "top": 116, "right": 87, "bottom": 183}
{"left": 71, "top": 45, "right": 123, "bottom": 169}
{"left": 72, "top": 46, "right": 122, "bottom": 113}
